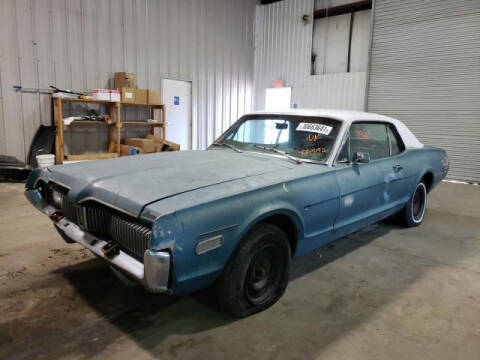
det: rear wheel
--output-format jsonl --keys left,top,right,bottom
{"left": 217, "top": 223, "right": 290, "bottom": 318}
{"left": 401, "top": 181, "right": 427, "bottom": 227}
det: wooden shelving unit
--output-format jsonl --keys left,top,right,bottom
{"left": 53, "top": 97, "right": 166, "bottom": 164}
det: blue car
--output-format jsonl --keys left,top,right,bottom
{"left": 25, "top": 109, "right": 449, "bottom": 317}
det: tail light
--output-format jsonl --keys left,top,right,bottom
{"left": 441, "top": 155, "right": 449, "bottom": 174}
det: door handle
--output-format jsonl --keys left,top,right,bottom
{"left": 393, "top": 165, "right": 403, "bottom": 171}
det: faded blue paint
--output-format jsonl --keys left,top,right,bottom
{"left": 25, "top": 144, "right": 447, "bottom": 295}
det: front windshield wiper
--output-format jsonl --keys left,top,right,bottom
{"left": 253, "top": 144, "right": 302, "bottom": 164}
{"left": 211, "top": 142, "right": 243, "bottom": 153}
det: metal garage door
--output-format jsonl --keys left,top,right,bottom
{"left": 367, "top": 0, "right": 480, "bottom": 182}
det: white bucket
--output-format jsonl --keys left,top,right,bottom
{"left": 36, "top": 154, "right": 55, "bottom": 168}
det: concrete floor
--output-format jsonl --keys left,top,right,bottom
{"left": 0, "top": 182, "right": 479, "bottom": 360}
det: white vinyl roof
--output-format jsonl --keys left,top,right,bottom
{"left": 246, "top": 108, "right": 424, "bottom": 149}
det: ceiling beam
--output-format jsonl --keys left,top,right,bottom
{"left": 314, "top": 0, "right": 372, "bottom": 19}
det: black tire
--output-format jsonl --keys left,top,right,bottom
{"left": 217, "top": 223, "right": 291, "bottom": 318}
{"left": 401, "top": 181, "right": 427, "bottom": 227}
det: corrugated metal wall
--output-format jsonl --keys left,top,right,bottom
{"left": 254, "top": 0, "right": 367, "bottom": 111}
{"left": 368, "top": 0, "right": 480, "bottom": 182}
{"left": 0, "top": 0, "right": 255, "bottom": 160}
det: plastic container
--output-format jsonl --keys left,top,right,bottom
{"left": 36, "top": 154, "right": 55, "bottom": 168}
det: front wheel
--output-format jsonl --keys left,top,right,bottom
{"left": 401, "top": 181, "right": 427, "bottom": 227}
{"left": 216, "top": 223, "right": 291, "bottom": 318}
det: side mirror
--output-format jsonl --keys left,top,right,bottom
{"left": 353, "top": 152, "right": 370, "bottom": 164}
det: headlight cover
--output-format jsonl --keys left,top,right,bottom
{"left": 51, "top": 189, "right": 63, "bottom": 209}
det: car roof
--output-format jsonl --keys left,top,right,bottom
{"left": 246, "top": 108, "right": 396, "bottom": 123}
{"left": 244, "top": 108, "right": 424, "bottom": 149}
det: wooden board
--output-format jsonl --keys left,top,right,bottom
{"left": 54, "top": 98, "right": 64, "bottom": 164}
{"left": 66, "top": 153, "right": 117, "bottom": 161}
{"left": 59, "top": 97, "right": 116, "bottom": 104}
{"left": 121, "top": 122, "right": 164, "bottom": 126}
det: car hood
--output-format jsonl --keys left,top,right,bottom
{"left": 47, "top": 150, "right": 294, "bottom": 216}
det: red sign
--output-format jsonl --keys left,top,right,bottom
{"left": 273, "top": 79, "right": 284, "bottom": 88}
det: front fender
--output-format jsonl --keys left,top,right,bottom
{"left": 25, "top": 168, "right": 45, "bottom": 189}
{"left": 234, "top": 203, "right": 304, "bottom": 252}
{"left": 158, "top": 184, "right": 305, "bottom": 294}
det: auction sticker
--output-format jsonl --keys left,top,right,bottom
{"left": 296, "top": 122, "right": 332, "bottom": 135}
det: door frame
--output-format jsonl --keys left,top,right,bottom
{"left": 160, "top": 78, "right": 193, "bottom": 150}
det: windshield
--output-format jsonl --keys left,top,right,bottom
{"left": 216, "top": 115, "right": 342, "bottom": 163}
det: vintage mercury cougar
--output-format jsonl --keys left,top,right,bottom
{"left": 25, "top": 109, "right": 449, "bottom": 317}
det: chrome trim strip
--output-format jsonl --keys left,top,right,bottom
{"left": 78, "top": 196, "right": 138, "bottom": 218}
{"left": 195, "top": 235, "right": 224, "bottom": 255}
{"left": 198, "top": 224, "right": 239, "bottom": 237}
{"left": 332, "top": 122, "right": 352, "bottom": 166}
{"left": 47, "top": 179, "right": 71, "bottom": 190}
{"left": 144, "top": 250, "right": 170, "bottom": 291}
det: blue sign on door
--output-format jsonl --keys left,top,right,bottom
{"left": 174, "top": 96, "right": 180, "bottom": 105}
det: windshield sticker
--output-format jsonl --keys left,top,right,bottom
{"left": 300, "top": 147, "right": 327, "bottom": 155}
{"left": 296, "top": 123, "right": 332, "bottom": 135}
{"left": 306, "top": 134, "right": 322, "bottom": 142}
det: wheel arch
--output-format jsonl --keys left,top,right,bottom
{"left": 236, "top": 208, "right": 304, "bottom": 258}
{"left": 421, "top": 170, "right": 435, "bottom": 192}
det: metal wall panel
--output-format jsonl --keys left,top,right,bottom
{"left": 0, "top": 0, "right": 255, "bottom": 160}
{"left": 367, "top": 0, "right": 480, "bottom": 182}
{"left": 254, "top": 0, "right": 367, "bottom": 111}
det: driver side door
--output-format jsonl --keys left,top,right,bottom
{"left": 333, "top": 122, "right": 393, "bottom": 238}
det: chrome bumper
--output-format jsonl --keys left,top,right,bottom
{"left": 25, "top": 189, "right": 170, "bottom": 293}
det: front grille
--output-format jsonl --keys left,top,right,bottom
{"left": 44, "top": 183, "right": 152, "bottom": 261}
{"left": 62, "top": 196, "right": 78, "bottom": 223}
{"left": 110, "top": 214, "right": 152, "bottom": 261}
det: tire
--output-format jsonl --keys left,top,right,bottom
{"left": 216, "top": 223, "right": 291, "bottom": 318}
{"left": 401, "top": 181, "right": 427, "bottom": 227}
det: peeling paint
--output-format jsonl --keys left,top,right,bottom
{"left": 344, "top": 195, "right": 354, "bottom": 207}
{"left": 383, "top": 191, "right": 391, "bottom": 202}
{"left": 384, "top": 173, "right": 397, "bottom": 183}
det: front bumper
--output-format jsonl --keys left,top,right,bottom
{"left": 25, "top": 188, "right": 171, "bottom": 293}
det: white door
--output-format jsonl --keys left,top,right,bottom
{"left": 161, "top": 79, "right": 192, "bottom": 150}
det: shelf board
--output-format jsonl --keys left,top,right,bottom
{"left": 54, "top": 97, "right": 164, "bottom": 108}
{"left": 121, "top": 102, "right": 164, "bottom": 108}
{"left": 65, "top": 153, "right": 118, "bottom": 161}
{"left": 55, "top": 97, "right": 117, "bottom": 105}
{"left": 69, "top": 120, "right": 109, "bottom": 125}
{"left": 121, "top": 122, "right": 164, "bottom": 126}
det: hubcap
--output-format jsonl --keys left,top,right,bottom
{"left": 412, "top": 184, "right": 426, "bottom": 222}
{"left": 245, "top": 243, "right": 283, "bottom": 305}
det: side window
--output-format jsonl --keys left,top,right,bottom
{"left": 350, "top": 123, "right": 389, "bottom": 160}
{"left": 387, "top": 124, "right": 405, "bottom": 156}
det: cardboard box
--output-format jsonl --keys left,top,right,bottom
{"left": 120, "top": 144, "right": 143, "bottom": 156}
{"left": 165, "top": 140, "right": 180, "bottom": 151}
{"left": 148, "top": 89, "right": 161, "bottom": 105}
{"left": 136, "top": 89, "right": 148, "bottom": 105}
{"left": 114, "top": 72, "right": 136, "bottom": 89}
{"left": 121, "top": 87, "right": 136, "bottom": 103}
{"left": 146, "top": 135, "right": 180, "bottom": 151}
{"left": 125, "top": 138, "right": 155, "bottom": 153}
